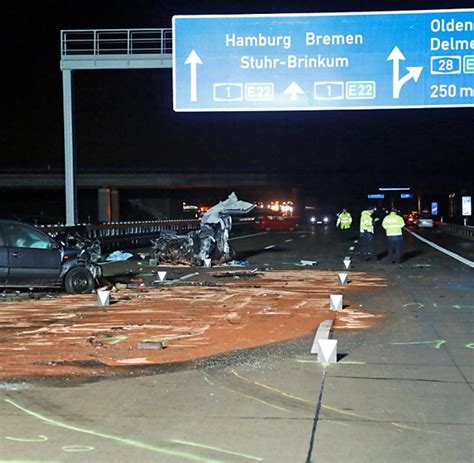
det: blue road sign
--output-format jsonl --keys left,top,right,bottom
{"left": 431, "top": 202, "right": 439, "bottom": 215}
{"left": 173, "top": 9, "right": 474, "bottom": 111}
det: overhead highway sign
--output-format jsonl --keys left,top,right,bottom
{"left": 173, "top": 9, "right": 474, "bottom": 111}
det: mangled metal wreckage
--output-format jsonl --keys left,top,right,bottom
{"left": 152, "top": 193, "right": 255, "bottom": 266}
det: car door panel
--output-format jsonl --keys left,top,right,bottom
{"left": 5, "top": 223, "right": 62, "bottom": 287}
{"left": 0, "top": 226, "right": 8, "bottom": 284}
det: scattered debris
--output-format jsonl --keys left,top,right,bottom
{"left": 211, "top": 269, "right": 260, "bottom": 278}
{"left": 225, "top": 312, "right": 241, "bottom": 324}
{"left": 106, "top": 250, "right": 134, "bottom": 262}
{"left": 296, "top": 260, "right": 318, "bottom": 267}
{"left": 221, "top": 260, "right": 250, "bottom": 267}
{"left": 53, "top": 226, "right": 102, "bottom": 262}
{"left": 190, "top": 281, "right": 223, "bottom": 287}
{"left": 88, "top": 334, "right": 128, "bottom": 346}
{"left": 151, "top": 193, "right": 255, "bottom": 266}
{"left": 151, "top": 233, "right": 197, "bottom": 266}
{"left": 0, "top": 270, "right": 386, "bottom": 379}
{"left": 179, "top": 272, "right": 200, "bottom": 281}
{"left": 138, "top": 341, "right": 165, "bottom": 350}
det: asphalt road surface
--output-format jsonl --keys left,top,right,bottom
{"left": 1, "top": 225, "right": 473, "bottom": 462}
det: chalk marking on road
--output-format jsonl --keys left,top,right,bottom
{"left": 337, "top": 360, "right": 367, "bottom": 365}
{"left": 4, "top": 399, "right": 223, "bottom": 463}
{"left": 391, "top": 340, "right": 446, "bottom": 349}
{"left": 326, "top": 420, "right": 351, "bottom": 427}
{"left": 201, "top": 373, "right": 287, "bottom": 411}
{"left": 402, "top": 302, "right": 424, "bottom": 309}
{"left": 62, "top": 445, "right": 94, "bottom": 452}
{"left": 321, "top": 404, "right": 378, "bottom": 421}
{"left": 229, "top": 232, "right": 269, "bottom": 241}
{"left": 263, "top": 245, "right": 275, "bottom": 250}
{"left": 5, "top": 435, "right": 48, "bottom": 443}
{"left": 390, "top": 422, "right": 453, "bottom": 437}
{"left": 230, "top": 371, "right": 462, "bottom": 439}
{"left": 294, "top": 358, "right": 366, "bottom": 365}
{"left": 466, "top": 343, "right": 474, "bottom": 349}
{"left": 405, "top": 228, "right": 474, "bottom": 268}
{"left": 323, "top": 406, "right": 455, "bottom": 439}
{"left": 170, "top": 440, "right": 263, "bottom": 462}
{"left": 232, "top": 370, "right": 312, "bottom": 405}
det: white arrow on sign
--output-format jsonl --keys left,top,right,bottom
{"left": 387, "top": 47, "right": 423, "bottom": 99}
{"left": 284, "top": 81, "right": 304, "bottom": 101}
{"left": 184, "top": 50, "right": 203, "bottom": 102}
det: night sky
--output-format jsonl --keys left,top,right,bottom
{"left": 3, "top": 1, "right": 473, "bottom": 198}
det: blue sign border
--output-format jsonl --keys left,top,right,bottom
{"left": 173, "top": 9, "right": 474, "bottom": 112}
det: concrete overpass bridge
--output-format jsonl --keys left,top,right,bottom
{"left": 0, "top": 169, "right": 282, "bottom": 189}
{"left": 0, "top": 168, "right": 299, "bottom": 222}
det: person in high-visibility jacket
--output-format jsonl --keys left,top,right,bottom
{"left": 359, "top": 208, "right": 377, "bottom": 261}
{"left": 382, "top": 209, "right": 405, "bottom": 263}
{"left": 336, "top": 209, "right": 352, "bottom": 230}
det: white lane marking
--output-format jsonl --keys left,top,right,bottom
{"left": 285, "top": 239, "right": 293, "bottom": 243}
{"left": 229, "top": 232, "right": 269, "bottom": 241}
{"left": 264, "top": 245, "right": 276, "bottom": 250}
{"left": 405, "top": 228, "right": 474, "bottom": 268}
{"left": 300, "top": 235, "right": 306, "bottom": 239}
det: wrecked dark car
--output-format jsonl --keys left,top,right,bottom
{"left": 0, "top": 220, "right": 102, "bottom": 294}
{"left": 53, "top": 225, "right": 102, "bottom": 262}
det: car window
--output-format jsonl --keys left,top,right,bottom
{"left": 5, "top": 224, "right": 54, "bottom": 249}
{"left": 0, "top": 226, "right": 5, "bottom": 246}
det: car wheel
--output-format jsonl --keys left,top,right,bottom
{"left": 64, "top": 267, "right": 95, "bottom": 294}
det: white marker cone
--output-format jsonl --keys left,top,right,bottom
{"left": 343, "top": 258, "right": 351, "bottom": 270}
{"left": 157, "top": 271, "right": 167, "bottom": 282}
{"left": 330, "top": 294, "right": 343, "bottom": 311}
{"left": 97, "top": 290, "right": 110, "bottom": 306}
{"left": 204, "top": 258, "right": 212, "bottom": 267}
{"left": 317, "top": 339, "right": 338, "bottom": 363}
{"left": 338, "top": 273, "right": 348, "bottom": 285}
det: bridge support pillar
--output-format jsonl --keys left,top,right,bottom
{"left": 98, "top": 187, "right": 120, "bottom": 223}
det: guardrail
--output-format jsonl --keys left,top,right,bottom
{"left": 41, "top": 219, "right": 201, "bottom": 251}
{"left": 39, "top": 218, "right": 261, "bottom": 253}
{"left": 435, "top": 221, "right": 474, "bottom": 241}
